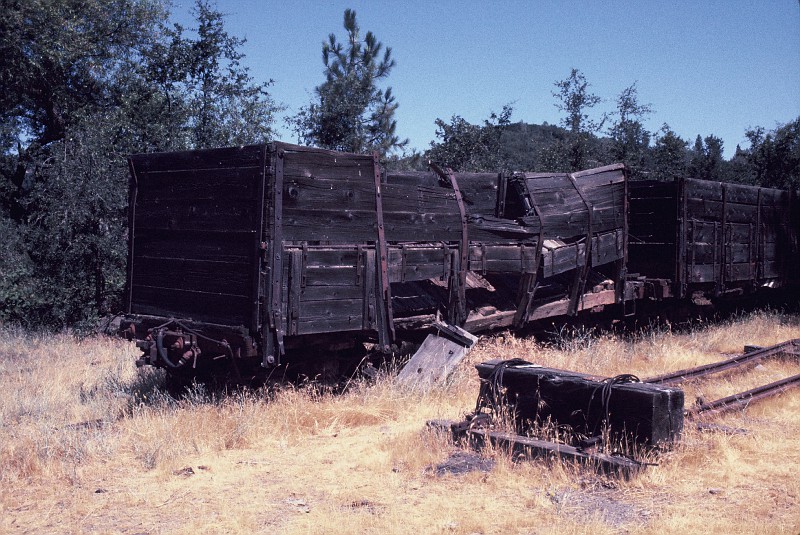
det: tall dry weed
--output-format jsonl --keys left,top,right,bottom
{"left": 1, "top": 309, "right": 799, "bottom": 534}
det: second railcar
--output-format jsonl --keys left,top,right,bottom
{"left": 628, "top": 178, "right": 799, "bottom": 299}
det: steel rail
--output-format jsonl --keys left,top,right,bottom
{"left": 687, "top": 373, "right": 800, "bottom": 417}
{"left": 644, "top": 338, "right": 799, "bottom": 385}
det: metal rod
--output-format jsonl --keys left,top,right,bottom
{"left": 644, "top": 339, "right": 799, "bottom": 385}
{"left": 688, "top": 373, "right": 800, "bottom": 417}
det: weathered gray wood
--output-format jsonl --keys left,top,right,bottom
{"left": 397, "top": 322, "right": 478, "bottom": 391}
{"left": 129, "top": 144, "right": 264, "bottom": 173}
{"left": 130, "top": 285, "right": 251, "bottom": 325}
{"left": 464, "top": 428, "right": 643, "bottom": 478}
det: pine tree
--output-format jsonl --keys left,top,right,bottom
{"left": 291, "top": 9, "right": 407, "bottom": 156}
{"left": 689, "top": 134, "right": 725, "bottom": 181}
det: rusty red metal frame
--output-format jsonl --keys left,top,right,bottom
{"left": 567, "top": 172, "right": 594, "bottom": 316}
{"left": 513, "top": 174, "right": 543, "bottom": 328}
{"left": 429, "top": 162, "right": 469, "bottom": 325}
{"left": 266, "top": 145, "right": 286, "bottom": 364}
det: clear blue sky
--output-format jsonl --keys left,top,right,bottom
{"left": 172, "top": 0, "right": 800, "bottom": 157}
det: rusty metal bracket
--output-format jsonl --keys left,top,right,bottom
{"left": 567, "top": 172, "right": 594, "bottom": 316}
{"left": 253, "top": 144, "right": 269, "bottom": 343}
{"left": 430, "top": 162, "right": 468, "bottom": 325}
{"left": 264, "top": 145, "right": 286, "bottom": 366}
{"left": 372, "top": 152, "right": 394, "bottom": 350}
{"left": 513, "top": 173, "right": 543, "bottom": 328}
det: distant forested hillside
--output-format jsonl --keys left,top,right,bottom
{"left": 420, "top": 112, "right": 799, "bottom": 190}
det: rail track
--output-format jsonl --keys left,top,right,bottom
{"left": 644, "top": 338, "right": 800, "bottom": 418}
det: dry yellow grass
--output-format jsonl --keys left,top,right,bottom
{"left": 1, "top": 309, "right": 799, "bottom": 534}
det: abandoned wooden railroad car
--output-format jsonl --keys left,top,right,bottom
{"left": 123, "top": 142, "right": 628, "bottom": 372}
{"left": 628, "top": 178, "right": 799, "bottom": 299}
{"left": 122, "top": 142, "right": 798, "bottom": 375}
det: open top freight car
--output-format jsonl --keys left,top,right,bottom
{"left": 628, "top": 179, "right": 799, "bottom": 299}
{"left": 123, "top": 142, "right": 628, "bottom": 372}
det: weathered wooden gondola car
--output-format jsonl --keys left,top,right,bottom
{"left": 628, "top": 178, "right": 799, "bottom": 299}
{"left": 123, "top": 142, "right": 628, "bottom": 373}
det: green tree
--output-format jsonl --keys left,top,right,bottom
{"left": 725, "top": 144, "right": 757, "bottom": 185}
{"left": 17, "top": 112, "right": 130, "bottom": 325}
{"left": 0, "top": 0, "right": 166, "bottom": 148}
{"left": 176, "top": 0, "right": 280, "bottom": 148}
{"left": 689, "top": 134, "right": 725, "bottom": 182}
{"left": 0, "top": 0, "right": 279, "bottom": 328}
{"left": 743, "top": 118, "right": 800, "bottom": 189}
{"left": 608, "top": 82, "right": 652, "bottom": 178}
{"left": 551, "top": 69, "right": 605, "bottom": 171}
{"left": 0, "top": 0, "right": 168, "bottom": 326}
{"left": 426, "top": 106, "right": 513, "bottom": 171}
{"left": 291, "top": 9, "right": 407, "bottom": 155}
{"left": 651, "top": 124, "right": 688, "bottom": 181}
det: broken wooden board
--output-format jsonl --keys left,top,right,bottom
{"left": 397, "top": 321, "right": 478, "bottom": 391}
{"left": 461, "top": 287, "right": 619, "bottom": 333}
{"left": 427, "top": 419, "right": 643, "bottom": 479}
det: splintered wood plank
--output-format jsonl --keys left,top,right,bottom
{"left": 526, "top": 288, "right": 617, "bottom": 321}
{"left": 397, "top": 324, "right": 478, "bottom": 391}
